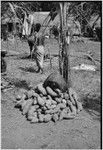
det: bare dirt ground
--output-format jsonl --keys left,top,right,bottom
{"left": 1, "top": 37, "right": 101, "bottom": 149}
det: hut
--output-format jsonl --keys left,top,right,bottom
{"left": 1, "top": 15, "right": 20, "bottom": 40}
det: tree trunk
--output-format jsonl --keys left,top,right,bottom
{"left": 59, "top": 2, "right": 72, "bottom": 87}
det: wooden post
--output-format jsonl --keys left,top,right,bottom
{"left": 59, "top": 3, "right": 64, "bottom": 75}
{"left": 59, "top": 2, "right": 72, "bottom": 86}
{"left": 7, "top": 24, "right": 9, "bottom": 51}
{"left": 13, "top": 20, "right": 17, "bottom": 51}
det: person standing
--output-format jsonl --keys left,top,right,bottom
{"left": 33, "top": 33, "right": 45, "bottom": 74}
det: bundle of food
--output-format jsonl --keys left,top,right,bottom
{"left": 15, "top": 72, "right": 83, "bottom": 123}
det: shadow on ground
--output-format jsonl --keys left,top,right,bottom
{"left": 82, "top": 96, "right": 101, "bottom": 121}
{"left": 19, "top": 66, "right": 38, "bottom": 73}
{"left": 3, "top": 77, "right": 31, "bottom": 90}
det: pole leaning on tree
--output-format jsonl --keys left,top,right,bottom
{"left": 59, "top": 2, "right": 72, "bottom": 87}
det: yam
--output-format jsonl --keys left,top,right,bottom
{"left": 33, "top": 98, "right": 37, "bottom": 105}
{"left": 55, "top": 97, "right": 62, "bottom": 103}
{"left": 63, "top": 93, "right": 69, "bottom": 100}
{"left": 37, "top": 108, "right": 42, "bottom": 112}
{"left": 76, "top": 101, "right": 83, "bottom": 113}
{"left": 67, "top": 100, "right": 77, "bottom": 114}
{"left": 45, "top": 104, "right": 51, "bottom": 110}
{"left": 44, "top": 114, "right": 52, "bottom": 122}
{"left": 57, "top": 103, "right": 66, "bottom": 109}
{"left": 42, "top": 96, "right": 47, "bottom": 101}
{"left": 38, "top": 114, "right": 45, "bottom": 122}
{"left": 59, "top": 109, "right": 68, "bottom": 120}
{"left": 49, "top": 104, "right": 56, "bottom": 109}
{"left": 47, "top": 95, "right": 52, "bottom": 101}
{"left": 22, "top": 99, "right": 33, "bottom": 115}
{"left": 37, "top": 95, "right": 45, "bottom": 106}
{"left": 31, "top": 117, "right": 39, "bottom": 123}
{"left": 60, "top": 93, "right": 64, "bottom": 99}
{"left": 27, "top": 115, "right": 34, "bottom": 121}
{"left": 32, "top": 112, "right": 38, "bottom": 117}
{"left": 41, "top": 106, "right": 47, "bottom": 111}
{"left": 69, "top": 87, "right": 78, "bottom": 105}
{"left": 28, "top": 105, "right": 38, "bottom": 116}
{"left": 62, "top": 99, "right": 67, "bottom": 104}
{"left": 52, "top": 113, "right": 59, "bottom": 122}
{"left": 28, "top": 112, "right": 37, "bottom": 121}
{"left": 63, "top": 112, "right": 76, "bottom": 119}
{"left": 46, "top": 86, "right": 58, "bottom": 97}
{"left": 45, "top": 100, "right": 52, "bottom": 109}
{"left": 38, "top": 111, "right": 41, "bottom": 116}
{"left": 45, "top": 105, "right": 61, "bottom": 114}
{"left": 27, "top": 90, "right": 37, "bottom": 98}
{"left": 51, "top": 100, "right": 57, "bottom": 105}
{"left": 36, "top": 83, "right": 47, "bottom": 96}
{"left": 54, "top": 89, "right": 62, "bottom": 96}
{"left": 21, "top": 100, "right": 28, "bottom": 110}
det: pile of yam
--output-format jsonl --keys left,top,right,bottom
{"left": 15, "top": 72, "right": 82, "bottom": 123}
{"left": 15, "top": 84, "right": 83, "bottom": 123}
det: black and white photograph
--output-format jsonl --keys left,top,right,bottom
{"left": 1, "top": 1, "right": 102, "bottom": 149}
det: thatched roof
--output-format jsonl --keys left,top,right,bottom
{"left": 1, "top": 16, "right": 20, "bottom": 24}
{"left": 29, "top": 12, "right": 60, "bottom": 26}
{"left": 30, "top": 12, "right": 49, "bottom": 25}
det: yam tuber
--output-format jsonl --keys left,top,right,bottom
{"left": 31, "top": 117, "right": 39, "bottom": 123}
{"left": 41, "top": 106, "right": 47, "bottom": 111}
{"left": 52, "top": 113, "right": 59, "bottom": 122}
{"left": 63, "top": 93, "right": 69, "bottom": 100}
{"left": 22, "top": 99, "right": 33, "bottom": 115}
{"left": 27, "top": 90, "right": 38, "bottom": 98}
{"left": 33, "top": 98, "right": 37, "bottom": 105}
{"left": 45, "top": 105, "right": 61, "bottom": 114}
{"left": 69, "top": 87, "right": 78, "bottom": 105}
{"left": 54, "top": 89, "right": 62, "bottom": 96}
{"left": 38, "top": 114, "right": 45, "bottom": 122}
{"left": 57, "top": 103, "right": 66, "bottom": 109}
{"left": 47, "top": 95, "right": 53, "bottom": 101}
{"left": 49, "top": 104, "right": 56, "bottom": 109}
{"left": 62, "top": 99, "right": 67, "bottom": 104}
{"left": 37, "top": 95, "right": 45, "bottom": 106}
{"left": 21, "top": 100, "right": 28, "bottom": 110}
{"left": 55, "top": 97, "right": 62, "bottom": 103}
{"left": 28, "top": 105, "right": 38, "bottom": 116}
{"left": 46, "top": 86, "right": 58, "bottom": 97}
{"left": 67, "top": 100, "right": 77, "bottom": 114}
{"left": 36, "top": 83, "right": 47, "bottom": 96}
{"left": 59, "top": 109, "right": 68, "bottom": 120}
{"left": 63, "top": 112, "right": 76, "bottom": 119}
{"left": 27, "top": 115, "right": 34, "bottom": 121}
{"left": 44, "top": 114, "right": 52, "bottom": 122}
{"left": 51, "top": 100, "right": 57, "bottom": 105}
{"left": 76, "top": 101, "right": 83, "bottom": 113}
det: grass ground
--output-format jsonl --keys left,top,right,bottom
{"left": 1, "top": 37, "right": 101, "bottom": 149}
